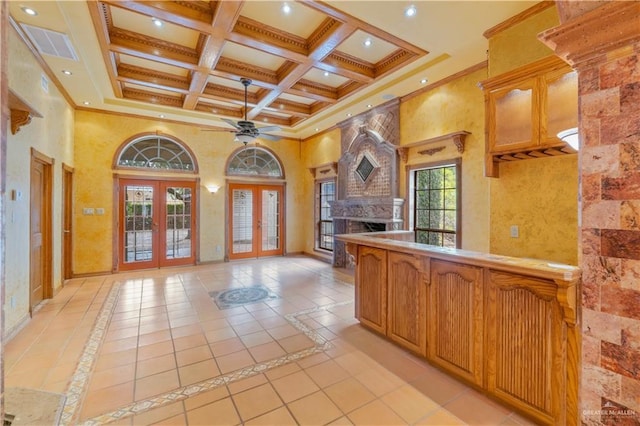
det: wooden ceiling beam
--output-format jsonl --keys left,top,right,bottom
{"left": 183, "top": 1, "right": 244, "bottom": 110}
{"left": 117, "top": 63, "right": 190, "bottom": 92}
{"left": 100, "top": 1, "right": 216, "bottom": 34}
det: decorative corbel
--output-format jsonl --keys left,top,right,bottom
{"left": 9, "top": 90, "right": 42, "bottom": 135}
{"left": 554, "top": 277, "right": 579, "bottom": 326}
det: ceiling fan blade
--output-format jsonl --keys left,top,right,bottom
{"left": 257, "top": 133, "right": 281, "bottom": 141}
{"left": 220, "top": 117, "right": 241, "bottom": 129}
{"left": 257, "top": 125, "right": 282, "bottom": 133}
{"left": 200, "top": 128, "right": 236, "bottom": 132}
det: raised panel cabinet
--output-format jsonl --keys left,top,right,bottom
{"left": 486, "top": 270, "right": 566, "bottom": 425}
{"left": 356, "top": 246, "right": 388, "bottom": 334}
{"left": 428, "top": 260, "right": 484, "bottom": 386}
{"left": 387, "top": 251, "right": 427, "bottom": 356}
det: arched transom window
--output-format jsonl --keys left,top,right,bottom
{"left": 227, "top": 147, "right": 283, "bottom": 177}
{"left": 117, "top": 135, "right": 196, "bottom": 171}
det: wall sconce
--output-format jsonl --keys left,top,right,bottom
{"left": 206, "top": 185, "right": 220, "bottom": 194}
{"left": 557, "top": 127, "right": 579, "bottom": 150}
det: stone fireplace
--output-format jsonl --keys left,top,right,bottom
{"left": 330, "top": 99, "right": 404, "bottom": 267}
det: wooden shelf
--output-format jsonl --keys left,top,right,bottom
{"left": 397, "top": 131, "right": 470, "bottom": 163}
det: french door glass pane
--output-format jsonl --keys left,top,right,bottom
{"left": 165, "top": 186, "right": 192, "bottom": 259}
{"left": 232, "top": 189, "right": 253, "bottom": 254}
{"left": 124, "top": 185, "right": 154, "bottom": 262}
{"left": 261, "top": 189, "right": 280, "bottom": 251}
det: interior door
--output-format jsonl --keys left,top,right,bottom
{"left": 62, "top": 164, "right": 73, "bottom": 280}
{"left": 229, "top": 183, "right": 284, "bottom": 260}
{"left": 30, "top": 150, "right": 53, "bottom": 311}
{"left": 118, "top": 179, "right": 196, "bottom": 271}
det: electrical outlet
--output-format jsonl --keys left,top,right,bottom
{"left": 83, "top": 208, "right": 95, "bottom": 215}
{"left": 510, "top": 225, "right": 519, "bottom": 238}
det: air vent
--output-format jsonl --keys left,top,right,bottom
{"left": 22, "top": 24, "right": 78, "bottom": 61}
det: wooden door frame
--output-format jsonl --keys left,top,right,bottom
{"left": 225, "top": 180, "right": 286, "bottom": 261}
{"left": 113, "top": 174, "right": 200, "bottom": 271}
{"left": 30, "top": 148, "right": 53, "bottom": 311}
{"left": 61, "top": 163, "right": 73, "bottom": 280}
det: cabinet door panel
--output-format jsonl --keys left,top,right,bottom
{"left": 357, "top": 246, "right": 387, "bottom": 334}
{"left": 428, "top": 260, "right": 483, "bottom": 386}
{"left": 543, "top": 70, "right": 578, "bottom": 145}
{"left": 387, "top": 252, "right": 427, "bottom": 355}
{"left": 486, "top": 270, "right": 564, "bottom": 425}
{"left": 491, "top": 80, "right": 537, "bottom": 152}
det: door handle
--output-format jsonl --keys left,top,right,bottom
{"left": 63, "top": 229, "right": 71, "bottom": 233}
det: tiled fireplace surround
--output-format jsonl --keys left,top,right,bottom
{"left": 330, "top": 99, "right": 404, "bottom": 268}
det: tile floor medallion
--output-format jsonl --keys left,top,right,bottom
{"left": 209, "top": 286, "right": 279, "bottom": 309}
{"left": 59, "top": 264, "right": 353, "bottom": 425}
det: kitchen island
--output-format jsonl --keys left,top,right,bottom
{"left": 335, "top": 231, "right": 580, "bottom": 425}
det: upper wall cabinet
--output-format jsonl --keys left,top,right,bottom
{"left": 481, "top": 56, "right": 578, "bottom": 177}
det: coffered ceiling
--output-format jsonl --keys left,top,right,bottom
{"left": 8, "top": 1, "right": 539, "bottom": 140}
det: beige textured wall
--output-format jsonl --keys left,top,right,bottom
{"left": 6, "top": 26, "right": 75, "bottom": 332}
{"left": 486, "top": 6, "right": 579, "bottom": 265}
{"left": 488, "top": 6, "right": 559, "bottom": 77}
{"left": 400, "top": 68, "right": 490, "bottom": 253}
{"left": 74, "top": 110, "right": 306, "bottom": 274}
{"left": 300, "top": 128, "right": 341, "bottom": 257}
{"left": 490, "top": 156, "right": 578, "bottom": 264}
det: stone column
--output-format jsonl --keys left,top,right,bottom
{"left": 540, "top": 2, "right": 640, "bottom": 424}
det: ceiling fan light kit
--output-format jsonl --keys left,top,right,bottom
{"left": 204, "top": 78, "right": 282, "bottom": 145}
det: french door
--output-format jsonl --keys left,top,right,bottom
{"left": 118, "top": 178, "right": 196, "bottom": 270}
{"left": 229, "top": 183, "right": 284, "bottom": 259}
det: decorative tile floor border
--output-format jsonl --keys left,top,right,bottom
{"left": 61, "top": 274, "right": 354, "bottom": 425}
{"left": 61, "top": 282, "right": 121, "bottom": 425}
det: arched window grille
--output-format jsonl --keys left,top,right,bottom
{"left": 227, "top": 147, "right": 283, "bottom": 177}
{"left": 116, "top": 135, "right": 196, "bottom": 171}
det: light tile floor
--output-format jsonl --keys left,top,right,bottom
{"left": 5, "top": 256, "right": 538, "bottom": 425}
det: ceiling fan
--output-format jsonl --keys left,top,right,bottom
{"left": 205, "top": 78, "right": 282, "bottom": 144}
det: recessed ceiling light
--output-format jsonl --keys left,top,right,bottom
{"left": 82, "top": 101, "right": 90, "bottom": 105}
{"left": 315, "top": 128, "right": 319, "bottom": 132}
{"left": 21, "top": 7, "right": 37, "bottom": 16}
{"left": 367, "top": 104, "right": 373, "bottom": 108}
{"left": 363, "top": 38, "right": 372, "bottom": 48}
{"left": 152, "top": 17, "right": 163, "bottom": 27}
{"left": 282, "top": 2, "right": 291, "bottom": 14}
{"left": 347, "top": 113, "right": 352, "bottom": 117}
{"left": 159, "top": 114, "right": 165, "bottom": 118}
{"left": 420, "top": 78, "right": 428, "bottom": 84}
{"left": 323, "top": 71, "right": 329, "bottom": 77}
{"left": 405, "top": 5, "right": 417, "bottom": 17}
{"left": 62, "top": 70, "right": 72, "bottom": 75}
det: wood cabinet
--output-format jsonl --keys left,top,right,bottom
{"left": 428, "top": 260, "right": 484, "bottom": 386}
{"left": 355, "top": 246, "right": 387, "bottom": 334}
{"left": 486, "top": 270, "right": 568, "bottom": 425}
{"left": 341, "top": 233, "right": 580, "bottom": 425}
{"left": 482, "top": 56, "right": 578, "bottom": 177}
{"left": 387, "top": 251, "right": 427, "bottom": 355}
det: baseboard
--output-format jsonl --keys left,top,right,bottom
{"left": 71, "top": 270, "right": 113, "bottom": 279}
{"left": 302, "top": 251, "right": 332, "bottom": 264}
{"left": 4, "top": 312, "right": 31, "bottom": 342}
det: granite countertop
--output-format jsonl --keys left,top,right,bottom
{"left": 335, "top": 232, "right": 581, "bottom": 283}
